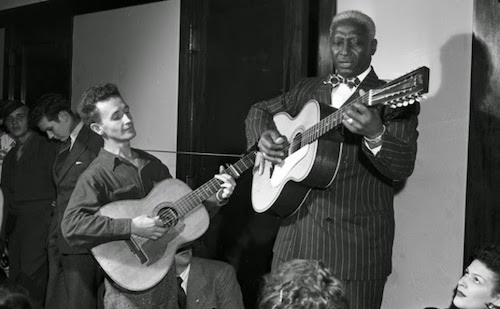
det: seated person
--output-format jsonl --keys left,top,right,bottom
{"left": 174, "top": 244, "right": 244, "bottom": 309}
{"left": 258, "top": 259, "right": 349, "bottom": 309}
{"left": 452, "top": 244, "right": 500, "bottom": 309}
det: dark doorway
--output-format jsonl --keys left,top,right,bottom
{"left": 464, "top": 0, "right": 500, "bottom": 264}
{"left": 3, "top": 13, "right": 72, "bottom": 106}
{"left": 177, "top": 0, "right": 339, "bottom": 307}
{"left": 178, "top": 1, "right": 288, "bottom": 307}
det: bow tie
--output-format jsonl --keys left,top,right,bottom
{"left": 323, "top": 74, "right": 361, "bottom": 89}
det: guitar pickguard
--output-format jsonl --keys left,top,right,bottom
{"left": 270, "top": 144, "right": 310, "bottom": 187}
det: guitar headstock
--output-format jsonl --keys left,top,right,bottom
{"left": 367, "top": 66, "right": 430, "bottom": 109}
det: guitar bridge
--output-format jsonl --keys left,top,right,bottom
{"left": 125, "top": 238, "right": 148, "bottom": 264}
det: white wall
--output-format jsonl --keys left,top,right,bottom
{"left": 0, "top": 0, "right": 47, "bottom": 11}
{"left": 337, "top": 1, "right": 473, "bottom": 308}
{"left": 72, "top": 0, "right": 180, "bottom": 176}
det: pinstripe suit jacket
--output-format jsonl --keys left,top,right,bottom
{"left": 244, "top": 68, "right": 419, "bottom": 280}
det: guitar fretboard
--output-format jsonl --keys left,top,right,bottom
{"left": 158, "top": 151, "right": 256, "bottom": 221}
{"left": 288, "top": 94, "right": 370, "bottom": 153}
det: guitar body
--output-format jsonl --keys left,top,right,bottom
{"left": 91, "top": 178, "right": 209, "bottom": 291}
{"left": 251, "top": 66, "right": 430, "bottom": 218}
{"left": 252, "top": 100, "right": 342, "bottom": 217}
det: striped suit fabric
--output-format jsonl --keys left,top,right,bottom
{"left": 245, "top": 68, "right": 419, "bottom": 308}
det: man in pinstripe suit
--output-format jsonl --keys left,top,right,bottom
{"left": 245, "top": 10, "right": 419, "bottom": 309}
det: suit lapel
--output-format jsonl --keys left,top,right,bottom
{"left": 359, "top": 69, "right": 383, "bottom": 91}
{"left": 186, "top": 258, "right": 208, "bottom": 308}
{"left": 344, "top": 68, "right": 383, "bottom": 104}
{"left": 54, "top": 125, "right": 90, "bottom": 184}
{"left": 310, "top": 80, "right": 333, "bottom": 106}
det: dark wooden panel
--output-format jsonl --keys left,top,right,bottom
{"left": 464, "top": 0, "right": 500, "bottom": 264}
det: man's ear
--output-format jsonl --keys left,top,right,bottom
{"left": 90, "top": 123, "right": 103, "bottom": 136}
{"left": 57, "top": 110, "right": 69, "bottom": 122}
{"left": 370, "top": 39, "right": 378, "bottom": 56}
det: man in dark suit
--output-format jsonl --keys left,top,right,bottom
{"left": 174, "top": 245, "right": 244, "bottom": 309}
{"left": 32, "top": 93, "right": 104, "bottom": 309}
{"left": 1, "top": 100, "right": 57, "bottom": 308}
{"left": 245, "top": 10, "right": 419, "bottom": 309}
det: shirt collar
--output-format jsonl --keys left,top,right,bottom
{"left": 179, "top": 263, "right": 190, "bottom": 291}
{"left": 99, "top": 148, "right": 150, "bottom": 171}
{"left": 355, "top": 66, "right": 372, "bottom": 84}
{"left": 69, "top": 121, "right": 84, "bottom": 149}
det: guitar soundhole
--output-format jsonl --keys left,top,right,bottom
{"left": 158, "top": 207, "right": 179, "bottom": 229}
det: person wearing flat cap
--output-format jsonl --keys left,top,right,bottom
{"left": 0, "top": 100, "right": 57, "bottom": 308}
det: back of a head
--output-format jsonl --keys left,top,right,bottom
{"left": 329, "top": 10, "right": 376, "bottom": 40}
{"left": 0, "top": 285, "right": 32, "bottom": 309}
{"left": 258, "top": 259, "right": 349, "bottom": 309}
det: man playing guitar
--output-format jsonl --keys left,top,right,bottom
{"left": 62, "top": 83, "right": 236, "bottom": 308}
{"left": 245, "top": 10, "right": 420, "bottom": 309}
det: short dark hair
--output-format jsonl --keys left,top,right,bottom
{"left": 78, "top": 83, "right": 122, "bottom": 125}
{"left": 30, "top": 93, "right": 73, "bottom": 127}
{"left": 258, "top": 259, "right": 349, "bottom": 309}
{"left": 0, "top": 282, "right": 32, "bottom": 309}
{"left": 474, "top": 244, "right": 500, "bottom": 295}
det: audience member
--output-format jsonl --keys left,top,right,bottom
{"left": 0, "top": 100, "right": 57, "bottom": 308}
{"left": 452, "top": 244, "right": 500, "bottom": 309}
{"left": 258, "top": 259, "right": 349, "bottom": 309}
{"left": 0, "top": 282, "right": 32, "bottom": 309}
{"left": 174, "top": 245, "right": 244, "bottom": 309}
{"left": 31, "top": 93, "right": 104, "bottom": 309}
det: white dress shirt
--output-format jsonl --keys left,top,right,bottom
{"left": 330, "top": 66, "right": 382, "bottom": 155}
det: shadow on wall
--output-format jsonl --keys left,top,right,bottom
{"left": 419, "top": 32, "right": 500, "bottom": 309}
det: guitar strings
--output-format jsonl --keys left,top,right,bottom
{"left": 156, "top": 152, "right": 257, "bottom": 227}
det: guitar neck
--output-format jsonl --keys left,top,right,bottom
{"left": 287, "top": 95, "right": 367, "bottom": 152}
{"left": 171, "top": 152, "right": 256, "bottom": 216}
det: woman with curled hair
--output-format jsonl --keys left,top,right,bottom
{"left": 451, "top": 244, "right": 500, "bottom": 309}
{"left": 258, "top": 259, "right": 349, "bottom": 309}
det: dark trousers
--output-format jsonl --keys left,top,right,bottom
{"left": 8, "top": 209, "right": 52, "bottom": 309}
{"left": 58, "top": 254, "right": 104, "bottom": 309}
{"left": 343, "top": 278, "right": 387, "bottom": 309}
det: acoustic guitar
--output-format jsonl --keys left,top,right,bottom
{"left": 251, "top": 66, "right": 430, "bottom": 218}
{"left": 91, "top": 151, "right": 256, "bottom": 291}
